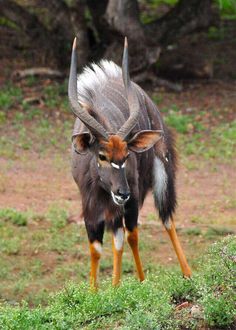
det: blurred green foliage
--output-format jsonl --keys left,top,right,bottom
{"left": 0, "top": 236, "right": 235, "bottom": 329}
{"left": 0, "top": 208, "right": 28, "bottom": 226}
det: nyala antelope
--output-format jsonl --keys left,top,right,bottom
{"left": 69, "top": 38, "right": 191, "bottom": 288}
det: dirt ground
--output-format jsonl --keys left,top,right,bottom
{"left": 0, "top": 144, "right": 235, "bottom": 228}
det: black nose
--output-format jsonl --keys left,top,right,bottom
{"left": 117, "top": 189, "right": 130, "bottom": 200}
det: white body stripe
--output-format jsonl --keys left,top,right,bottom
{"left": 114, "top": 228, "right": 124, "bottom": 251}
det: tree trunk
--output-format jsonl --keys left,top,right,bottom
{"left": 104, "top": 0, "right": 218, "bottom": 74}
{"left": 70, "top": 0, "right": 90, "bottom": 69}
{"left": 145, "top": 0, "right": 218, "bottom": 45}
{"left": 34, "top": 0, "right": 89, "bottom": 68}
{"left": 0, "top": 0, "right": 57, "bottom": 64}
{"left": 0, "top": 0, "right": 90, "bottom": 69}
{"left": 105, "top": 0, "right": 152, "bottom": 73}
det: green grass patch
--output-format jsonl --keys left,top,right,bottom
{"left": 0, "top": 116, "right": 72, "bottom": 159}
{"left": 165, "top": 112, "right": 204, "bottom": 134}
{"left": 43, "top": 81, "right": 68, "bottom": 110}
{"left": 180, "top": 120, "right": 236, "bottom": 161}
{"left": 0, "top": 85, "right": 22, "bottom": 111}
{"left": 47, "top": 206, "right": 68, "bottom": 229}
{"left": 204, "top": 226, "right": 234, "bottom": 239}
{"left": 0, "top": 208, "right": 28, "bottom": 226}
{"left": 0, "top": 236, "right": 235, "bottom": 329}
{"left": 185, "top": 227, "right": 202, "bottom": 236}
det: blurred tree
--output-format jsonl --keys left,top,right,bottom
{"left": 104, "top": 0, "right": 218, "bottom": 73}
{"left": 0, "top": 0, "right": 219, "bottom": 74}
{"left": 0, "top": 0, "right": 88, "bottom": 69}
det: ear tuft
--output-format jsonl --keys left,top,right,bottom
{"left": 128, "top": 130, "right": 162, "bottom": 153}
{"left": 72, "top": 132, "right": 94, "bottom": 154}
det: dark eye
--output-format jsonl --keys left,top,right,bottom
{"left": 99, "top": 154, "right": 107, "bottom": 161}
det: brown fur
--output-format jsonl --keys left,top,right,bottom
{"left": 100, "top": 135, "right": 128, "bottom": 162}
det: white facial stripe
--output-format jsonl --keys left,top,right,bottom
{"left": 114, "top": 228, "right": 124, "bottom": 251}
{"left": 93, "top": 241, "right": 102, "bottom": 255}
{"left": 111, "top": 162, "right": 126, "bottom": 169}
{"left": 111, "top": 162, "right": 120, "bottom": 169}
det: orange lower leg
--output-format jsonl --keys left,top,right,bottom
{"left": 89, "top": 241, "right": 102, "bottom": 288}
{"left": 165, "top": 220, "right": 192, "bottom": 277}
{"left": 127, "top": 228, "right": 145, "bottom": 282}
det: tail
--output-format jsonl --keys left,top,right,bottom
{"left": 152, "top": 129, "right": 177, "bottom": 226}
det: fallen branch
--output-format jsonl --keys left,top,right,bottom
{"left": 12, "top": 68, "right": 64, "bottom": 80}
{"left": 22, "top": 96, "right": 44, "bottom": 107}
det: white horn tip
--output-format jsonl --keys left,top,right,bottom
{"left": 72, "top": 37, "right": 77, "bottom": 51}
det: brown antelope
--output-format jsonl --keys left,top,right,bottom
{"left": 69, "top": 38, "right": 191, "bottom": 288}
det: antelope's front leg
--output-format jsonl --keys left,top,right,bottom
{"left": 85, "top": 221, "right": 105, "bottom": 289}
{"left": 112, "top": 217, "right": 124, "bottom": 286}
{"left": 125, "top": 199, "right": 145, "bottom": 282}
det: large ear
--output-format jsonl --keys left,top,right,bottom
{"left": 72, "top": 132, "right": 95, "bottom": 154}
{"left": 127, "top": 130, "right": 163, "bottom": 153}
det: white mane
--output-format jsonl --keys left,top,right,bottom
{"left": 77, "top": 60, "right": 122, "bottom": 105}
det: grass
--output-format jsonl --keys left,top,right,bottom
{"left": 157, "top": 99, "right": 236, "bottom": 163}
{"left": 0, "top": 208, "right": 28, "bottom": 226}
{"left": 165, "top": 112, "right": 204, "bottom": 134}
{"left": 0, "top": 84, "right": 22, "bottom": 110}
{"left": 47, "top": 206, "right": 68, "bottom": 229}
{"left": 179, "top": 120, "right": 236, "bottom": 162}
{"left": 1, "top": 80, "right": 235, "bottom": 164}
{"left": 0, "top": 206, "right": 234, "bottom": 309}
{"left": 0, "top": 80, "right": 71, "bottom": 159}
{"left": 0, "top": 236, "right": 235, "bottom": 329}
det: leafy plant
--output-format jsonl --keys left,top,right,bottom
{"left": 0, "top": 236, "right": 235, "bottom": 329}
{"left": 0, "top": 208, "right": 28, "bottom": 226}
{"left": 0, "top": 85, "right": 22, "bottom": 110}
{"left": 47, "top": 206, "right": 68, "bottom": 229}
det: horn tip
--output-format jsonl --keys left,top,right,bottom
{"left": 124, "top": 36, "right": 128, "bottom": 48}
{"left": 72, "top": 37, "right": 77, "bottom": 51}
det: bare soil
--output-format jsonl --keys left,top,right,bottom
{"left": 0, "top": 148, "right": 235, "bottom": 228}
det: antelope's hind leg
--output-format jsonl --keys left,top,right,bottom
{"left": 124, "top": 199, "right": 145, "bottom": 282}
{"left": 112, "top": 217, "right": 125, "bottom": 286}
{"left": 85, "top": 221, "right": 105, "bottom": 289}
{"left": 164, "top": 218, "right": 192, "bottom": 277}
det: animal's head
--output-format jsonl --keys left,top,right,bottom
{"left": 68, "top": 38, "right": 162, "bottom": 206}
